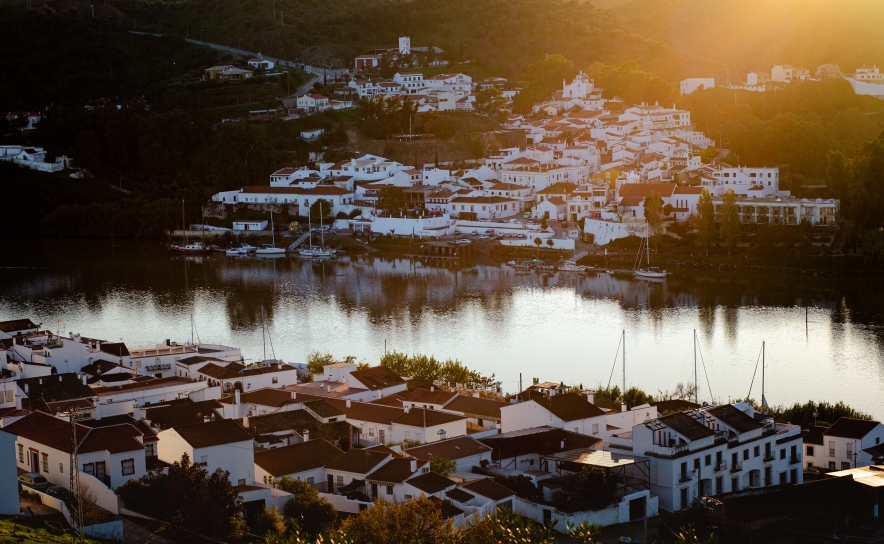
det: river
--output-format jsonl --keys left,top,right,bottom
{"left": 1, "top": 239, "right": 882, "bottom": 419}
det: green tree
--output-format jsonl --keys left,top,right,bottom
{"left": 309, "top": 198, "right": 333, "bottom": 221}
{"left": 279, "top": 478, "right": 338, "bottom": 536}
{"left": 251, "top": 505, "right": 287, "bottom": 536}
{"left": 719, "top": 189, "right": 740, "bottom": 253}
{"left": 511, "top": 54, "right": 577, "bottom": 114}
{"left": 666, "top": 524, "right": 718, "bottom": 544}
{"left": 695, "top": 188, "right": 716, "bottom": 251}
{"left": 377, "top": 186, "right": 406, "bottom": 216}
{"left": 428, "top": 456, "right": 457, "bottom": 477}
{"left": 475, "top": 87, "right": 507, "bottom": 120}
{"left": 862, "top": 228, "right": 884, "bottom": 267}
{"left": 212, "top": 122, "right": 275, "bottom": 188}
{"left": 643, "top": 192, "right": 664, "bottom": 238}
{"left": 533, "top": 236, "right": 542, "bottom": 258}
{"left": 305, "top": 350, "right": 335, "bottom": 381}
{"left": 827, "top": 129, "right": 884, "bottom": 229}
{"left": 340, "top": 496, "right": 456, "bottom": 544}
{"left": 117, "top": 453, "right": 246, "bottom": 539}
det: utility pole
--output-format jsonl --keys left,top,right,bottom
{"left": 761, "top": 341, "right": 765, "bottom": 409}
{"left": 67, "top": 404, "right": 85, "bottom": 544}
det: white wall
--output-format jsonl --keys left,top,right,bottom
{"left": 500, "top": 401, "right": 565, "bottom": 433}
{"left": 583, "top": 219, "right": 645, "bottom": 245}
{"left": 500, "top": 238, "right": 575, "bottom": 250}
{"left": 0, "top": 430, "right": 19, "bottom": 514}
{"left": 393, "top": 419, "right": 468, "bottom": 444}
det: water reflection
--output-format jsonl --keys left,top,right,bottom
{"left": 1, "top": 239, "right": 883, "bottom": 418}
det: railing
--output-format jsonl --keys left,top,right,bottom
{"left": 145, "top": 364, "right": 171, "bottom": 371}
{"left": 763, "top": 454, "right": 776, "bottom": 462}
{"left": 678, "top": 475, "right": 692, "bottom": 484}
{"left": 714, "top": 463, "right": 727, "bottom": 473}
{"left": 730, "top": 463, "right": 742, "bottom": 473}
{"left": 789, "top": 454, "right": 802, "bottom": 465}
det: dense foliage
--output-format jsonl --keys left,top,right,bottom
{"left": 757, "top": 400, "right": 873, "bottom": 429}
{"left": 380, "top": 350, "right": 496, "bottom": 389}
{"left": 117, "top": 453, "right": 246, "bottom": 539}
{"left": 276, "top": 477, "right": 338, "bottom": 536}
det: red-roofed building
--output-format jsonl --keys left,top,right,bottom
{"left": 247, "top": 56, "right": 275, "bottom": 70}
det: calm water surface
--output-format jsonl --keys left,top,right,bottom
{"left": 1, "top": 239, "right": 883, "bottom": 419}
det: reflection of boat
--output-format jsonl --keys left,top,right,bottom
{"left": 633, "top": 223, "right": 667, "bottom": 279}
{"left": 298, "top": 246, "right": 334, "bottom": 257}
{"left": 558, "top": 263, "right": 586, "bottom": 272}
{"left": 171, "top": 242, "right": 213, "bottom": 254}
{"left": 256, "top": 211, "right": 286, "bottom": 255}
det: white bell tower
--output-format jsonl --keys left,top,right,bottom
{"left": 399, "top": 36, "right": 411, "bottom": 55}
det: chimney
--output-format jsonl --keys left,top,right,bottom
{"left": 303, "top": 430, "right": 310, "bottom": 442}
{"left": 24, "top": 384, "right": 29, "bottom": 394}
{"left": 82, "top": 376, "right": 87, "bottom": 385}
{"left": 291, "top": 392, "right": 297, "bottom": 400}
{"left": 404, "top": 405, "right": 410, "bottom": 413}
{"left": 38, "top": 378, "right": 42, "bottom": 385}
{"left": 621, "top": 403, "right": 627, "bottom": 412}
{"left": 165, "top": 339, "right": 171, "bottom": 346}
{"left": 15, "top": 393, "right": 21, "bottom": 411}
{"left": 346, "top": 399, "right": 351, "bottom": 408}
{"left": 133, "top": 405, "right": 141, "bottom": 420}
{"left": 560, "top": 440, "right": 565, "bottom": 450}
{"left": 235, "top": 389, "right": 241, "bottom": 406}
{"left": 327, "top": 385, "right": 331, "bottom": 393}
{"left": 430, "top": 385, "right": 434, "bottom": 392}
{"left": 243, "top": 415, "right": 249, "bottom": 428}
{"left": 58, "top": 375, "right": 62, "bottom": 382}
{"left": 410, "top": 458, "right": 417, "bottom": 472}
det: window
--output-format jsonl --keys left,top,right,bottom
{"left": 806, "top": 445, "right": 814, "bottom": 457}
{"left": 17, "top": 444, "right": 23, "bottom": 463}
{"left": 121, "top": 458, "right": 135, "bottom": 476}
{"left": 705, "top": 455, "right": 711, "bottom": 466}
{"left": 95, "top": 462, "right": 106, "bottom": 479}
{"left": 379, "top": 429, "right": 385, "bottom": 443}
{"left": 272, "top": 377, "right": 278, "bottom": 384}
{"left": 4, "top": 390, "right": 11, "bottom": 403}
{"left": 404, "top": 494, "right": 413, "bottom": 500}
{"left": 780, "top": 449, "right": 786, "bottom": 460}
{"left": 592, "top": 423, "right": 599, "bottom": 434}
{"left": 743, "top": 449, "right": 749, "bottom": 461}
{"left": 369, "top": 428, "right": 375, "bottom": 437}
{"left": 731, "top": 477, "right": 739, "bottom": 492}
{"left": 680, "top": 487, "right": 688, "bottom": 510}
{"left": 41, "top": 453, "right": 49, "bottom": 473}
{"left": 199, "top": 455, "right": 208, "bottom": 467}
{"left": 83, "top": 463, "right": 95, "bottom": 475}
{"left": 386, "top": 485, "right": 393, "bottom": 495}
{"left": 753, "top": 446, "right": 760, "bottom": 458}
{"left": 337, "top": 476, "right": 344, "bottom": 486}
{"left": 145, "top": 443, "right": 155, "bottom": 457}
{"left": 846, "top": 442, "right": 853, "bottom": 458}
{"left": 829, "top": 462, "right": 836, "bottom": 470}
{"left": 842, "top": 462, "right": 851, "bottom": 470}
{"left": 829, "top": 441, "right": 835, "bottom": 457}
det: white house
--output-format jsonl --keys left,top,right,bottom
{"left": 7, "top": 411, "right": 152, "bottom": 489}
{"left": 680, "top": 78, "right": 715, "bottom": 95}
{"left": 233, "top": 220, "right": 268, "bottom": 231}
{"left": 254, "top": 439, "right": 344, "bottom": 488}
{"left": 157, "top": 419, "right": 255, "bottom": 485}
{"left": 393, "top": 72, "right": 425, "bottom": 94}
{"left": 405, "top": 435, "right": 493, "bottom": 473}
{"left": 296, "top": 94, "right": 331, "bottom": 113}
{"left": 300, "top": 128, "right": 325, "bottom": 140}
{"left": 195, "top": 360, "right": 300, "bottom": 393}
{"left": 804, "top": 418, "right": 884, "bottom": 471}
{"left": 324, "top": 448, "right": 392, "bottom": 494}
{"left": 500, "top": 392, "right": 607, "bottom": 436}
{"left": 247, "top": 56, "right": 275, "bottom": 70}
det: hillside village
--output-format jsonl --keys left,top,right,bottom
{"left": 0, "top": 317, "right": 882, "bottom": 540}
{"left": 210, "top": 69, "right": 839, "bottom": 250}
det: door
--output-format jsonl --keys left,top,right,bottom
{"left": 378, "top": 429, "right": 385, "bottom": 444}
{"left": 629, "top": 495, "right": 646, "bottom": 521}
{"left": 542, "top": 509, "right": 552, "bottom": 524}
{"left": 95, "top": 461, "right": 106, "bottom": 482}
{"left": 371, "top": 483, "right": 378, "bottom": 499}
{"left": 30, "top": 451, "right": 38, "bottom": 471}
{"left": 327, "top": 474, "right": 334, "bottom": 493}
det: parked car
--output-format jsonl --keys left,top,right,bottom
{"left": 617, "top": 538, "right": 640, "bottom": 544}
{"left": 509, "top": 219, "right": 521, "bottom": 224}
{"left": 46, "top": 486, "right": 74, "bottom": 504}
{"left": 478, "top": 235, "right": 490, "bottom": 240}
{"left": 18, "top": 473, "right": 50, "bottom": 492}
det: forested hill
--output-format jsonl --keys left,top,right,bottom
{"left": 105, "top": 0, "right": 884, "bottom": 81}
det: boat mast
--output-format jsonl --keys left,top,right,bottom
{"left": 308, "top": 208, "right": 313, "bottom": 248}
{"left": 694, "top": 329, "right": 698, "bottom": 404}
{"left": 182, "top": 199, "right": 187, "bottom": 244}
{"left": 270, "top": 211, "right": 275, "bottom": 247}
{"left": 262, "top": 306, "right": 266, "bottom": 361}
{"left": 646, "top": 222, "right": 651, "bottom": 268}
{"left": 761, "top": 340, "right": 765, "bottom": 408}
{"left": 622, "top": 328, "right": 626, "bottom": 394}
{"left": 320, "top": 205, "right": 324, "bottom": 247}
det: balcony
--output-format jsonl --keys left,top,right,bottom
{"left": 713, "top": 463, "right": 727, "bottom": 473}
{"left": 763, "top": 454, "right": 776, "bottom": 462}
{"left": 678, "top": 474, "right": 693, "bottom": 484}
{"left": 730, "top": 463, "right": 743, "bottom": 473}
{"left": 789, "top": 454, "right": 802, "bottom": 466}
{"left": 145, "top": 363, "right": 171, "bottom": 371}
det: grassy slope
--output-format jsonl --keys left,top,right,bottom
{"left": 0, "top": 518, "right": 106, "bottom": 544}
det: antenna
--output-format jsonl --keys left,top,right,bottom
{"left": 622, "top": 328, "right": 626, "bottom": 394}
{"left": 694, "top": 329, "right": 698, "bottom": 404}
{"left": 761, "top": 341, "right": 766, "bottom": 409}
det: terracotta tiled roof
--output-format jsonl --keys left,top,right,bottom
{"left": 5, "top": 411, "right": 145, "bottom": 454}
{"left": 649, "top": 399, "right": 699, "bottom": 415}
{"left": 349, "top": 366, "right": 406, "bottom": 390}
{"left": 366, "top": 458, "right": 421, "bottom": 483}
{"left": 460, "top": 478, "right": 514, "bottom": 501}
{"left": 405, "top": 435, "right": 491, "bottom": 462}
{"left": 658, "top": 412, "right": 715, "bottom": 441}
{"left": 802, "top": 425, "right": 829, "bottom": 446}
{"left": 100, "top": 342, "right": 130, "bottom": 357}
{"left": 445, "top": 487, "right": 474, "bottom": 503}
{"left": 537, "top": 182, "right": 577, "bottom": 195}
{"left": 406, "top": 471, "right": 456, "bottom": 494}
{"left": 326, "top": 448, "right": 390, "bottom": 474}
{"left": 516, "top": 392, "right": 604, "bottom": 422}
{"left": 218, "top": 388, "right": 295, "bottom": 408}
{"left": 254, "top": 439, "right": 343, "bottom": 477}
{"left": 0, "top": 318, "right": 38, "bottom": 332}
{"left": 824, "top": 418, "right": 881, "bottom": 440}
{"left": 18, "top": 373, "right": 95, "bottom": 405}
{"left": 480, "top": 427, "right": 601, "bottom": 460}
{"left": 619, "top": 182, "right": 676, "bottom": 198}
{"left": 173, "top": 419, "right": 253, "bottom": 448}
{"left": 394, "top": 408, "right": 465, "bottom": 428}
{"left": 442, "top": 395, "right": 508, "bottom": 420}
{"left": 144, "top": 399, "right": 223, "bottom": 430}
{"left": 323, "top": 398, "right": 404, "bottom": 425}
{"left": 404, "top": 389, "right": 457, "bottom": 405}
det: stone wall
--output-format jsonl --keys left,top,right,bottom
{"left": 345, "top": 127, "right": 526, "bottom": 166}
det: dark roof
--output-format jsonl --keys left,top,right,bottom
{"left": 176, "top": 356, "right": 228, "bottom": 366}
{"left": 366, "top": 458, "right": 420, "bottom": 484}
{"left": 304, "top": 400, "right": 345, "bottom": 418}
{"left": 460, "top": 478, "right": 515, "bottom": 501}
{"left": 5, "top": 411, "right": 145, "bottom": 454}
{"left": 406, "top": 436, "right": 492, "bottom": 462}
{"left": 444, "top": 395, "right": 509, "bottom": 420}
{"left": 824, "top": 418, "right": 880, "bottom": 439}
{"left": 394, "top": 408, "right": 466, "bottom": 428}
{"left": 802, "top": 425, "right": 829, "bottom": 446}
{"left": 480, "top": 428, "right": 601, "bottom": 460}
{"left": 706, "top": 405, "right": 763, "bottom": 433}
{"left": 218, "top": 388, "right": 296, "bottom": 407}
{"left": 247, "top": 410, "right": 355, "bottom": 445}
{"left": 144, "top": 399, "right": 223, "bottom": 430}
{"left": 862, "top": 443, "right": 884, "bottom": 458}
{"left": 323, "top": 398, "right": 404, "bottom": 425}
{"left": 88, "top": 373, "right": 132, "bottom": 385}
{"left": 445, "top": 488, "right": 475, "bottom": 503}
{"left": 406, "top": 471, "right": 457, "bottom": 494}
{"left": 520, "top": 392, "right": 605, "bottom": 422}
{"left": 371, "top": 396, "right": 405, "bottom": 407}
{"left": 18, "top": 373, "right": 95, "bottom": 407}
{"left": 349, "top": 366, "right": 406, "bottom": 390}
{"left": 366, "top": 444, "right": 405, "bottom": 458}
{"left": 651, "top": 399, "right": 700, "bottom": 414}
{"left": 99, "top": 342, "right": 130, "bottom": 357}
{"left": 0, "top": 318, "right": 38, "bottom": 332}
{"left": 173, "top": 419, "right": 253, "bottom": 448}
{"left": 658, "top": 412, "right": 715, "bottom": 441}
{"left": 326, "top": 449, "right": 390, "bottom": 474}
{"left": 405, "top": 388, "right": 458, "bottom": 405}
{"left": 254, "top": 439, "right": 344, "bottom": 477}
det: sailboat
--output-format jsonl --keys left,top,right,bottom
{"left": 298, "top": 206, "right": 333, "bottom": 257}
{"left": 633, "top": 222, "right": 667, "bottom": 279}
{"left": 171, "top": 200, "right": 213, "bottom": 253}
{"left": 256, "top": 211, "right": 286, "bottom": 255}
